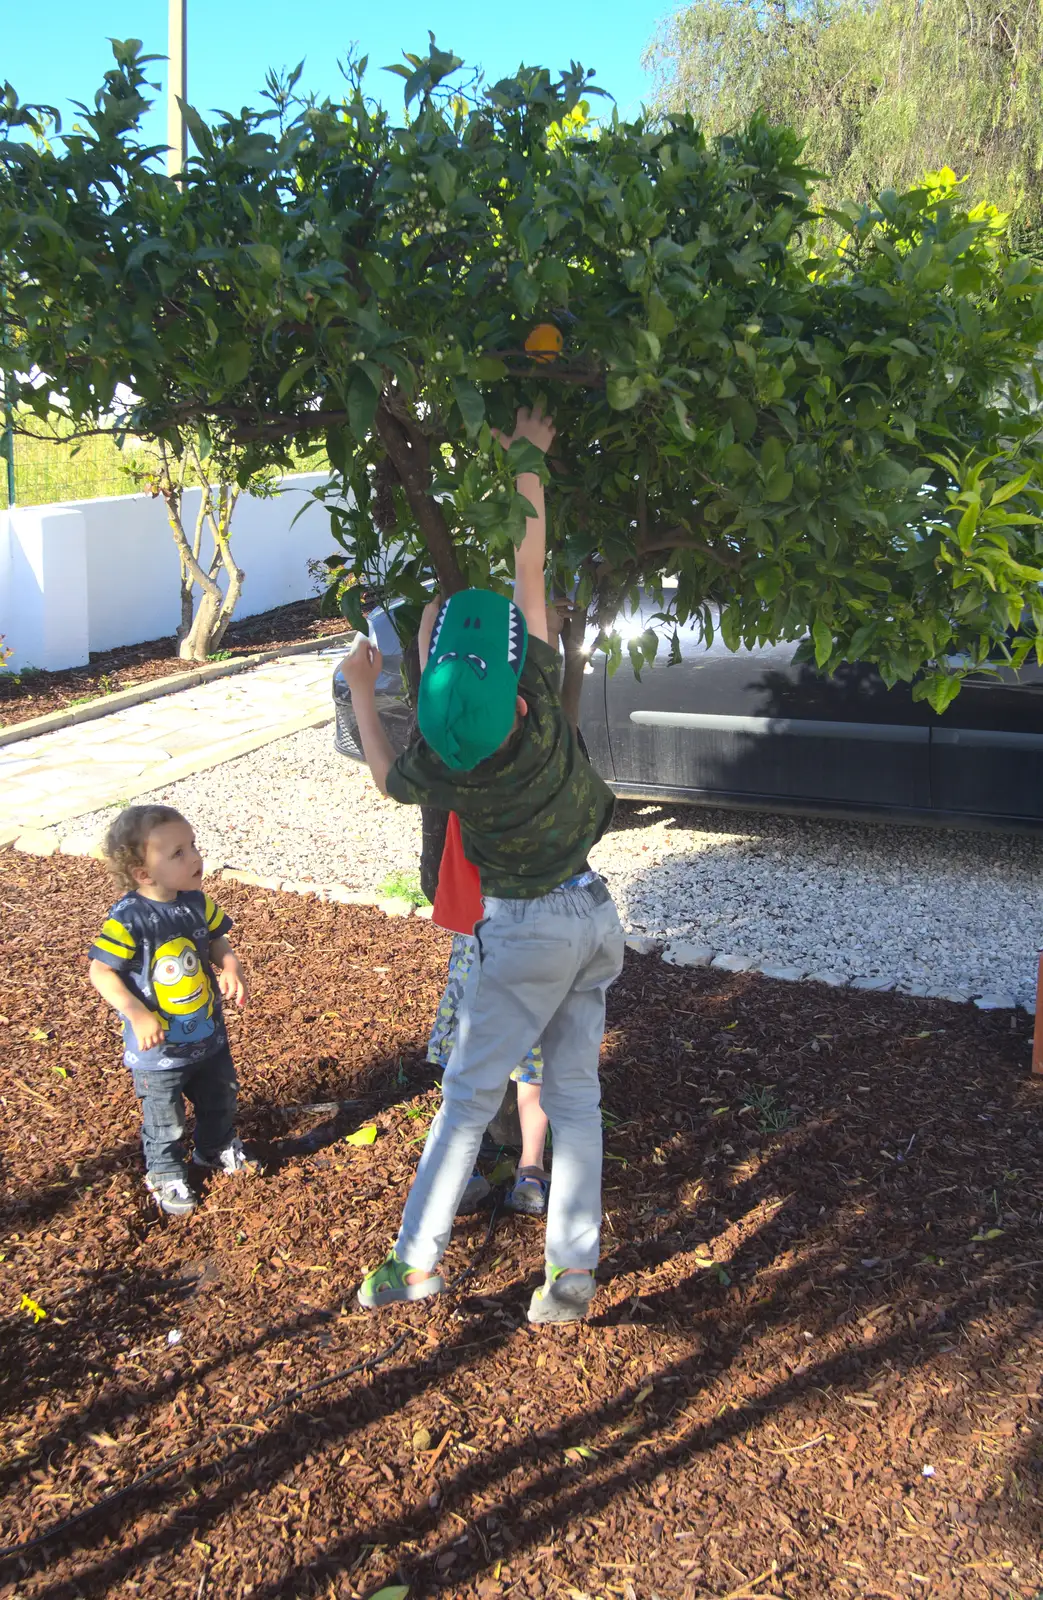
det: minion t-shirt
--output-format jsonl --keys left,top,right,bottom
{"left": 89, "top": 890, "right": 232, "bottom": 1069}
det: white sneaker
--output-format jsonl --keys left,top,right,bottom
{"left": 192, "top": 1137, "right": 253, "bottom": 1174}
{"left": 146, "top": 1173, "right": 197, "bottom": 1216}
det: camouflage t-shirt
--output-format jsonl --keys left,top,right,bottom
{"left": 386, "top": 636, "right": 614, "bottom": 899}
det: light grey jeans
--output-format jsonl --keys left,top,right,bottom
{"left": 396, "top": 876, "right": 624, "bottom": 1273}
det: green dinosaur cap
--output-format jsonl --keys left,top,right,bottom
{"left": 418, "top": 589, "right": 529, "bottom": 770}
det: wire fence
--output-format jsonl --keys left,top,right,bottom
{"left": 0, "top": 423, "right": 332, "bottom": 510}
{"left": 0, "top": 426, "right": 155, "bottom": 509}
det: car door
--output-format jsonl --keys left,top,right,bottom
{"left": 602, "top": 595, "right": 933, "bottom": 815}
{"left": 928, "top": 662, "right": 1043, "bottom": 823}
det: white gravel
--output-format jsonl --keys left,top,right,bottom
{"left": 54, "top": 722, "right": 1042, "bottom": 1009}
{"left": 54, "top": 723, "right": 421, "bottom": 893}
{"left": 593, "top": 803, "right": 1042, "bottom": 1009}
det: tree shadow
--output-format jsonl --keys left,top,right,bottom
{"left": 6, "top": 955, "right": 1042, "bottom": 1597}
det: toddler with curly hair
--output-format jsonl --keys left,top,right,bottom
{"left": 88, "top": 804, "right": 249, "bottom": 1216}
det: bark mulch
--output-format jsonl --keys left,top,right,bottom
{"left": 0, "top": 600, "right": 347, "bottom": 729}
{"left": 1, "top": 851, "right": 1041, "bottom": 1600}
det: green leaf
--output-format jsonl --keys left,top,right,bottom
{"left": 452, "top": 378, "right": 485, "bottom": 437}
{"left": 671, "top": 394, "right": 694, "bottom": 439}
{"left": 277, "top": 358, "right": 314, "bottom": 401}
{"left": 367, "top": 1588, "right": 410, "bottom": 1600}
{"left": 607, "top": 374, "right": 642, "bottom": 411}
{"left": 764, "top": 467, "right": 793, "bottom": 502}
{"left": 989, "top": 471, "right": 1032, "bottom": 507}
{"left": 347, "top": 370, "right": 379, "bottom": 441}
{"left": 124, "top": 237, "right": 172, "bottom": 273}
{"left": 504, "top": 438, "right": 548, "bottom": 476}
{"left": 924, "top": 674, "right": 963, "bottom": 714}
{"left": 221, "top": 341, "right": 252, "bottom": 386}
{"left": 245, "top": 242, "right": 282, "bottom": 276}
{"left": 755, "top": 565, "right": 783, "bottom": 601}
{"left": 339, "top": 585, "right": 368, "bottom": 632}
{"left": 812, "top": 618, "right": 833, "bottom": 668}
{"left": 475, "top": 355, "right": 507, "bottom": 382}
{"left": 179, "top": 99, "right": 213, "bottom": 158}
{"left": 512, "top": 272, "right": 539, "bottom": 315}
{"left": 345, "top": 1123, "right": 378, "bottom": 1146}
{"left": 719, "top": 607, "right": 741, "bottom": 652}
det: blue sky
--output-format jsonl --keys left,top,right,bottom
{"left": 3, "top": 0, "right": 673, "bottom": 149}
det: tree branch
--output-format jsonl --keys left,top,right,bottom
{"left": 375, "top": 400, "right": 465, "bottom": 595}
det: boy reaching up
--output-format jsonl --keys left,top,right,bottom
{"left": 341, "top": 405, "right": 624, "bottom": 1324}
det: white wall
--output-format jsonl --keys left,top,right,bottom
{"left": 0, "top": 472, "right": 340, "bottom": 672}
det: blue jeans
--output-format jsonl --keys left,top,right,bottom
{"left": 131, "top": 1047, "right": 239, "bottom": 1178}
{"left": 396, "top": 877, "right": 624, "bottom": 1273}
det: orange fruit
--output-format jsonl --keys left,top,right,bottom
{"left": 524, "top": 322, "right": 564, "bottom": 363}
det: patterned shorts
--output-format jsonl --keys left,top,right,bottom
{"left": 427, "top": 933, "right": 544, "bottom": 1085}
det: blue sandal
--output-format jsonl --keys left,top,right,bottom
{"left": 507, "top": 1166, "right": 550, "bottom": 1216}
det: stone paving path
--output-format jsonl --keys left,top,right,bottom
{"left": 0, "top": 648, "right": 344, "bottom": 846}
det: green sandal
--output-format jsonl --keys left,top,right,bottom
{"left": 358, "top": 1251, "right": 445, "bottom": 1310}
{"left": 527, "top": 1265, "right": 596, "bottom": 1324}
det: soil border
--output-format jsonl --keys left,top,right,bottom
{"left": 0, "top": 630, "right": 352, "bottom": 751}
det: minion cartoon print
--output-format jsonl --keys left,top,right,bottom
{"left": 89, "top": 888, "right": 232, "bottom": 1069}
{"left": 151, "top": 937, "right": 216, "bottom": 1044}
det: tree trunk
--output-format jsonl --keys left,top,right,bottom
{"left": 176, "top": 482, "right": 245, "bottom": 660}
{"left": 375, "top": 401, "right": 466, "bottom": 596}
{"left": 177, "top": 560, "right": 193, "bottom": 649}
{"left": 181, "top": 588, "right": 221, "bottom": 660}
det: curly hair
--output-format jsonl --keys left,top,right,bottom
{"left": 102, "top": 805, "right": 187, "bottom": 893}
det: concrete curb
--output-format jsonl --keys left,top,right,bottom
{"left": 0, "top": 631, "right": 352, "bottom": 750}
{"left": 631, "top": 934, "right": 1031, "bottom": 1013}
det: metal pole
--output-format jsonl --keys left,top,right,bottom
{"left": 167, "top": 0, "right": 187, "bottom": 181}
{"left": 0, "top": 294, "right": 13, "bottom": 509}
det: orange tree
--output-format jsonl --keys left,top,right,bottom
{"left": 2, "top": 39, "right": 1043, "bottom": 709}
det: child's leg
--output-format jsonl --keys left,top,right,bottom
{"left": 507, "top": 1069, "right": 551, "bottom": 1215}
{"left": 426, "top": 934, "right": 473, "bottom": 1068}
{"left": 516, "top": 1078, "right": 549, "bottom": 1172}
{"left": 184, "top": 1048, "right": 239, "bottom": 1161}
{"left": 428, "top": 935, "right": 491, "bottom": 1214}
{"left": 131, "top": 1066, "right": 190, "bottom": 1178}
{"left": 393, "top": 910, "right": 588, "bottom": 1274}
{"left": 535, "top": 889, "right": 623, "bottom": 1274}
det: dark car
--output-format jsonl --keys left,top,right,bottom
{"left": 332, "top": 598, "right": 1043, "bottom": 830}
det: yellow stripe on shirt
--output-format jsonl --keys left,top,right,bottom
{"left": 94, "top": 934, "right": 134, "bottom": 960}
{"left": 98, "top": 917, "right": 135, "bottom": 955}
{"left": 204, "top": 894, "right": 226, "bottom": 932}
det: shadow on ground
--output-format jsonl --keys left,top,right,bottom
{"left": 1, "top": 852, "right": 1041, "bottom": 1599}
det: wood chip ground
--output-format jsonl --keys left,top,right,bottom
{"left": 1, "top": 854, "right": 1041, "bottom": 1599}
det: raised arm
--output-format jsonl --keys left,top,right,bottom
{"left": 494, "top": 405, "right": 556, "bottom": 644}
{"left": 418, "top": 595, "right": 441, "bottom": 672}
{"left": 339, "top": 634, "right": 397, "bottom": 796}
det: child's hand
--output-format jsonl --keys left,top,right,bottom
{"left": 494, "top": 403, "right": 556, "bottom": 456}
{"left": 128, "top": 1004, "right": 166, "bottom": 1052}
{"left": 217, "top": 957, "right": 248, "bottom": 1008}
{"left": 340, "top": 633, "right": 383, "bottom": 695}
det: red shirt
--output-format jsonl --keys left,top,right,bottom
{"left": 431, "top": 812, "right": 483, "bottom": 936}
